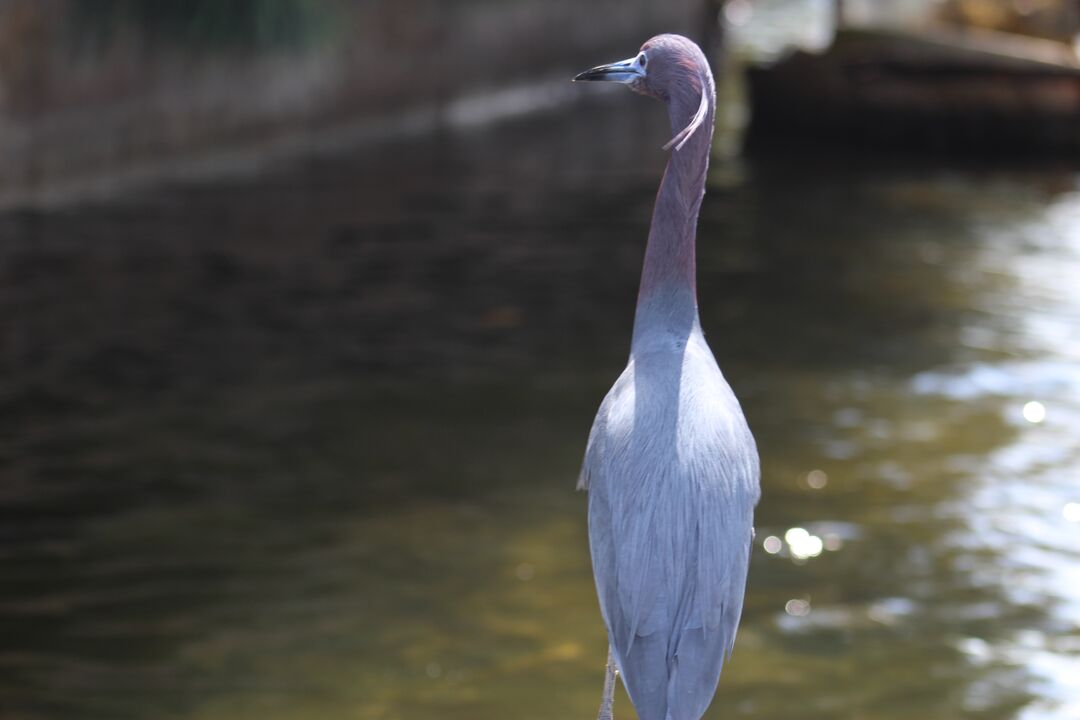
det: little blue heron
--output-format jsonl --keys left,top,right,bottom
{"left": 573, "top": 34, "right": 761, "bottom": 720}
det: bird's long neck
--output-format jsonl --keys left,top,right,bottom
{"left": 631, "top": 86, "right": 714, "bottom": 349}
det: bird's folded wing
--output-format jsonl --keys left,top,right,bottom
{"left": 588, "top": 435, "right": 758, "bottom": 654}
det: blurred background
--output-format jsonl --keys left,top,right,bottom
{"left": 3, "top": 1, "right": 1080, "bottom": 718}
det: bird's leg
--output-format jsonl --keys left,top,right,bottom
{"left": 597, "top": 646, "right": 617, "bottom": 720}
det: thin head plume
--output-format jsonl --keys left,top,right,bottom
{"left": 662, "top": 75, "right": 710, "bottom": 152}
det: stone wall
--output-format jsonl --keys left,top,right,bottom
{"left": 0, "top": 0, "right": 704, "bottom": 207}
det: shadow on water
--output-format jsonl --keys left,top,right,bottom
{"left": 2, "top": 91, "right": 1080, "bottom": 719}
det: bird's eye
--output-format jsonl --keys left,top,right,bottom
{"left": 639, "top": 52, "right": 648, "bottom": 69}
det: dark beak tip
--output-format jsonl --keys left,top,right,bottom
{"left": 574, "top": 63, "right": 636, "bottom": 84}
{"left": 575, "top": 70, "right": 611, "bottom": 83}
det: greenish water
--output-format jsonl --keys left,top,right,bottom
{"left": 2, "top": 94, "right": 1080, "bottom": 719}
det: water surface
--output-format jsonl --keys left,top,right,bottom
{"left": 2, "top": 92, "right": 1080, "bottom": 719}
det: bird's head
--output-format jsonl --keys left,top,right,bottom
{"left": 574, "top": 34, "right": 714, "bottom": 152}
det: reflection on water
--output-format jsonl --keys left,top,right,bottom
{"left": 3, "top": 92, "right": 1080, "bottom": 719}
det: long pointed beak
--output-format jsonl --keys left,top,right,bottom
{"left": 573, "top": 55, "right": 645, "bottom": 83}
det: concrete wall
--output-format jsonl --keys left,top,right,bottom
{"left": 0, "top": 0, "right": 704, "bottom": 207}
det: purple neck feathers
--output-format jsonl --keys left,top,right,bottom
{"left": 632, "top": 79, "right": 715, "bottom": 347}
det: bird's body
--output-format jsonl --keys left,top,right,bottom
{"left": 575, "top": 35, "right": 760, "bottom": 720}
